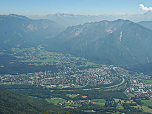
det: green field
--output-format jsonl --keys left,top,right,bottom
{"left": 142, "top": 100, "right": 152, "bottom": 106}
{"left": 71, "top": 104, "right": 82, "bottom": 107}
{"left": 45, "top": 98, "right": 66, "bottom": 105}
{"left": 129, "top": 94, "right": 135, "bottom": 97}
{"left": 79, "top": 61, "right": 96, "bottom": 67}
{"left": 66, "top": 94, "right": 79, "bottom": 98}
{"left": 142, "top": 79, "right": 152, "bottom": 84}
{"left": 86, "top": 62, "right": 95, "bottom": 66}
{"left": 22, "top": 58, "right": 57, "bottom": 63}
{"left": 46, "top": 97, "right": 82, "bottom": 109}
{"left": 90, "top": 99, "right": 106, "bottom": 106}
{"left": 38, "top": 51, "right": 47, "bottom": 56}
{"left": 64, "top": 102, "right": 71, "bottom": 106}
{"left": 131, "top": 104, "right": 152, "bottom": 113}
{"left": 142, "top": 106, "right": 152, "bottom": 113}
{"left": 114, "top": 112, "right": 121, "bottom": 114}
{"left": 117, "top": 106, "right": 124, "bottom": 109}
{"left": 114, "top": 99, "right": 136, "bottom": 104}
{"left": 11, "top": 47, "right": 100, "bottom": 69}
{"left": 71, "top": 56, "right": 80, "bottom": 60}
{"left": 57, "top": 86, "right": 62, "bottom": 89}
{"left": 11, "top": 74, "right": 26, "bottom": 77}
{"left": 72, "top": 86, "right": 84, "bottom": 88}
{"left": 64, "top": 106, "right": 74, "bottom": 109}
{"left": 84, "top": 110, "right": 96, "bottom": 112}
{"left": 12, "top": 47, "right": 58, "bottom": 64}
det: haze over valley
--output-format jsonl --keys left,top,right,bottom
{"left": 1, "top": 0, "right": 152, "bottom": 114}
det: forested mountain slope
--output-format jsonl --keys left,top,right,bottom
{"left": 46, "top": 19, "right": 152, "bottom": 66}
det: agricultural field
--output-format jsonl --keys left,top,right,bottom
{"left": 71, "top": 86, "right": 84, "bottom": 88}
{"left": 128, "top": 93, "right": 135, "bottom": 97}
{"left": 84, "top": 110, "right": 96, "bottom": 112}
{"left": 90, "top": 99, "right": 106, "bottom": 106}
{"left": 45, "top": 97, "right": 82, "bottom": 108}
{"left": 131, "top": 105, "right": 152, "bottom": 113}
{"left": 142, "top": 99, "right": 152, "bottom": 106}
{"left": 114, "top": 99, "right": 135, "bottom": 104}
{"left": 45, "top": 98, "right": 66, "bottom": 105}
{"left": 142, "top": 106, "right": 152, "bottom": 113}
{"left": 142, "top": 79, "right": 152, "bottom": 84}
{"left": 11, "top": 46, "right": 100, "bottom": 69}
{"left": 66, "top": 94, "right": 79, "bottom": 98}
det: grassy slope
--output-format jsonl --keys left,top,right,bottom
{"left": 0, "top": 87, "right": 64, "bottom": 114}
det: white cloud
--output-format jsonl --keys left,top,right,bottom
{"left": 26, "top": 11, "right": 29, "bottom": 13}
{"left": 139, "top": 4, "right": 152, "bottom": 11}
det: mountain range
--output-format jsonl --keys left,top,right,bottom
{"left": 45, "top": 19, "right": 152, "bottom": 66}
{"left": 1, "top": 14, "right": 152, "bottom": 66}
{"left": 28, "top": 11, "right": 152, "bottom": 27}
{"left": 0, "top": 14, "right": 64, "bottom": 50}
{"left": 1, "top": 14, "right": 152, "bottom": 114}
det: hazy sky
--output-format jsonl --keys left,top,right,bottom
{"left": 0, "top": 0, "right": 152, "bottom": 16}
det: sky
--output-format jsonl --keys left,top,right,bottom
{"left": 0, "top": 0, "right": 152, "bottom": 16}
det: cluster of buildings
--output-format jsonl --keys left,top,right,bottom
{"left": 125, "top": 73, "right": 152, "bottom": 98}
{"left": 0, "top": 65, "right": 119, "bottom": 89}
{"left": 0, "top": 47, "right": 122, "bottom": 88}
{"left": 1, "top": 47, "right": 152, "bottom": 99}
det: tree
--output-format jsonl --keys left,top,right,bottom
{"left": 118, "top": 99, "right": 121, "bottom": 104}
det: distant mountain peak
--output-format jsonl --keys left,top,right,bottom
{"left": 8, "top": 14, "right": 29, "bottom": 19}
{"left": 47, "top": 12, "right": 76, "bottom": 17}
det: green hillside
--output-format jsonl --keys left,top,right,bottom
{"left": 0, "top": 87, "right": 64, "bottom": 114}
{"left": 46, "top": 19, "right": 152, "bottom": 66}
